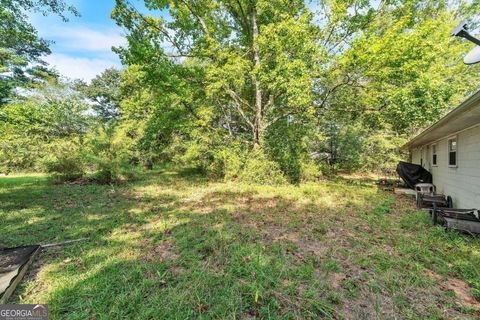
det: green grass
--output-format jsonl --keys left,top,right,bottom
{"left": 1, "top": 169, "right": 480, "bottom": 319}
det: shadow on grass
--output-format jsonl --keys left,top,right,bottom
{"left": 40, "top": 184, "right": 392, "bottom": 318}
{"left": 43, "top": 195, "right": 340, "bottom": 319}
{"left": 0, "top": 174, "right": 181, "bottom": 248}
{"left": 3, "top": 171, "right": 480, "bottom": 319}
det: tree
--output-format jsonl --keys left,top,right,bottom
{"left": 75, "top": 68, "right": 122, "bottom": 123}
{"left": 112, "top": 0, "right": 327, "bottom": 149}
{"left": 0, "top": 0, "right": 78, "bottom": 104}
{"left": 111, "top": 0, "right": 480, "bottom": 178}
{"left": 0, "top": 79, "right": 91, "bottom": 171}
{"left": 323, "top": 6, "right": 480, "bottom": 135}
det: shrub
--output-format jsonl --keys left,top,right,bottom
{"left": 238, "top": 150, "right": 287, "bottom": 185}
{"left": 222, "top": 149, "right": 245, "bottom": 181}
{"left": 84, "top": 127, "right": 139, "bottom": 183}
{"left": 318, "top": 161, "right": 335, "bottom": 177}
{"left": 39, "top": 140, "right": 84, "bottom": 182}
{"left": 42, "top": 153, "right": 84, "bottom": 183}
{"left": 93, "top": 160, "right": 137, "bottom": 183}
{"left": 208, "top": 143, "right": 248, "bottom": 181}
{"left": 299, "top": 160, "right": 322, "bottom": 182}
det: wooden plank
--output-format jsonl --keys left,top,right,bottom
{"left": 394, "top": 188, "right": 416, "bottom": 196}
{"left": 41, "top": 238, "right": 88, "bottom": 248}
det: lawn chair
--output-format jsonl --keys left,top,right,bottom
{"left": 415, "top": 183, "right": 435, "bottom": 195}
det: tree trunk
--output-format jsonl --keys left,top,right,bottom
{"left": 251, "top": 3, "right": 263, "bottom": 149}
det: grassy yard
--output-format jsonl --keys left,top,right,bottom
{"left": 1, "top": 168, "right": 480, "bottom": 319}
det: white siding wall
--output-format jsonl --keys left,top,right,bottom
{"left": 411, "top": 148, "right": 422, "bottom": 165}
{"left": 410, "top": 125, "right": 480, "bottom": 209}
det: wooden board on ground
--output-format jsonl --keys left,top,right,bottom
{"left": 394, "top": 188, "right": 416, "bottom": 196}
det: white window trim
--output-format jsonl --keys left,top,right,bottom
{"left": 431, "top": 143, "right": 438, "bottom": 167}
{"left": 447, "top": 136, "right": 458, "bottom": 168}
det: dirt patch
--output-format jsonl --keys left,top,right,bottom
{"left": 143, "top": 240, "right": 178, "bottom": 263}
{"left": 445, "top": 278, "right": 479, "bottom": 308}
{"left": 260, "top": 224, "right": 330, "bottom": 257}
{"left": 425, "top": 269, "right": 479, "bottom": 309}
{"left": 331, "top": 272, "right": 345, "bottom": 290}
{"left": 169, "top": 266, "right": 185, "bottom": 274}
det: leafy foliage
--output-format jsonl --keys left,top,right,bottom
{"left": 2, "top": 0, "right": 480, "bottom": 183}
{"left": 107, "top": 0, "right": 480, "bottom": 180}
{"left": 0, "top": 79, "right": 91, "bottom": 172}
{"left": 40, "top": 141, "right": 84, "bottom": 182}
{"left": 75, "top": 68, "right": 122, "bottom": 122}
{"left": 83, "top": 126, "right": 139, "bottom": 183}
{"left": 0, "top": 0, "right": 77, "bottom": 104}
{"left": 237, "top": 149, "right": 287, "bottom": 185}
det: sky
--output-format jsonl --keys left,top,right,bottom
{"left": 30, "top": 0, "right": 131, "bottom": 82}
{"left": 28, "top": 0, "right": 370, "bottom": 82}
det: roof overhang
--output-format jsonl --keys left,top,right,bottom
{"left": 406, "top": 90, "right": 480, "bottom": 149}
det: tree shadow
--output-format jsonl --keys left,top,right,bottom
{"left": 3, "top": 172, "right": 475, "bottom": 319}
{"left": 0, "top": 175, "right": 181, "bottom": 248}
{"left": 38, "top": 184, "right": 380, "bottom": 318}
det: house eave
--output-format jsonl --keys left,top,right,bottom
{"left": 405, "top": 90, "right": 480, "bottom": 150}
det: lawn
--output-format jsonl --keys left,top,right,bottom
{"left": 1, "top": 168, "right": 480, "bottom": 319}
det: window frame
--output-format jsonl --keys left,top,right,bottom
{"left": 447, "top": 137, "right": 458, "bottom": 168}
{"left": 431, "top": 144, "right": 438, "bottom": 167}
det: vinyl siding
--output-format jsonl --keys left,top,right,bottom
{"left": 410, "top": 125, "right": 480, "bottom": 209}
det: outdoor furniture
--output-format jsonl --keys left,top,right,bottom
{"left": 415, "top": 183, "right": 435, "bottom": 195}
{"left": 396, "top": 162, "right": 432, "bottom": 189}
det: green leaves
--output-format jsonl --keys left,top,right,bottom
{"left": 109, "top": 0, "right": 480, "bottom": 177}
{"left": 0, "top": 80, "right": 92, "bottom": 171}
{"left": 0, "top": 0, "right": 76, "bottom": 104}
{"left": 340, "top": 9, "right": 479, "bottom": 133}
{"left": 75, "top": 68, "right": 123, "bottom": 123}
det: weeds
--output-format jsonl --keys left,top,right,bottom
{"left": 1, "top": 170, "right": 479, "bottom": 319}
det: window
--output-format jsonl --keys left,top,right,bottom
{"left": 448, "top": 138, "right": 457, "bottom": 167}
{"left": 432, "top": 144, "right": 437, "bottom": 166}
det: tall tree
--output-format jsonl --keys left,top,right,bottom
{"left": 113, "top": 0, "right": 328, "bottom": 148}
{"left": 112, "top": 0, "right": 480, "bottom": 176}
{"left": 75, "top": 68, "right": 122, "bottom": 122}
{"left": 0, "top": 0, "right": 78, "bottom": 105}
{"left": 320, "top": 3, "right": 480, "bottom": 134}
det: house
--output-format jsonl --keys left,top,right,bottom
{"left": 406, "top": 90, "right": 480, "bottom": 209}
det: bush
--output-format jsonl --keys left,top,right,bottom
{"left": 0, "top": 137, "right": 45, "bottom": 172}
{"left": 207, "top": 143, "right": 248, "bottom": 181}
{"left": 90, "top": 154, "right": 139, "bottom": 183}
{"left": 39, "top": 141, "right": 84, "bottom": 182}
{"left": 221, "top": 149, "right": 245, "bottom": 181}
{"left": 299, "top": 160, "right": 322, "bottom": 182}
{"left": 84, "top": 127, "right": 139, "bottom": 183}
{"left": 318, "top": 161, "right": 335, "bottom": 177}
{"left": 42, "top": 153, "right": 84, "bottom": 183}
{"left": 238, "top": 150, "right": 287, "bottom": 185}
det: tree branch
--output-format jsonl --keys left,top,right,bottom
{"left": 178, "top": 0, "right": 211, "bottom": 38}
{"left": 224, "top": 87, "right": 254, "bottom": 129}
{"left": 317, "top": 75, "right": 353, "bottom": 109}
